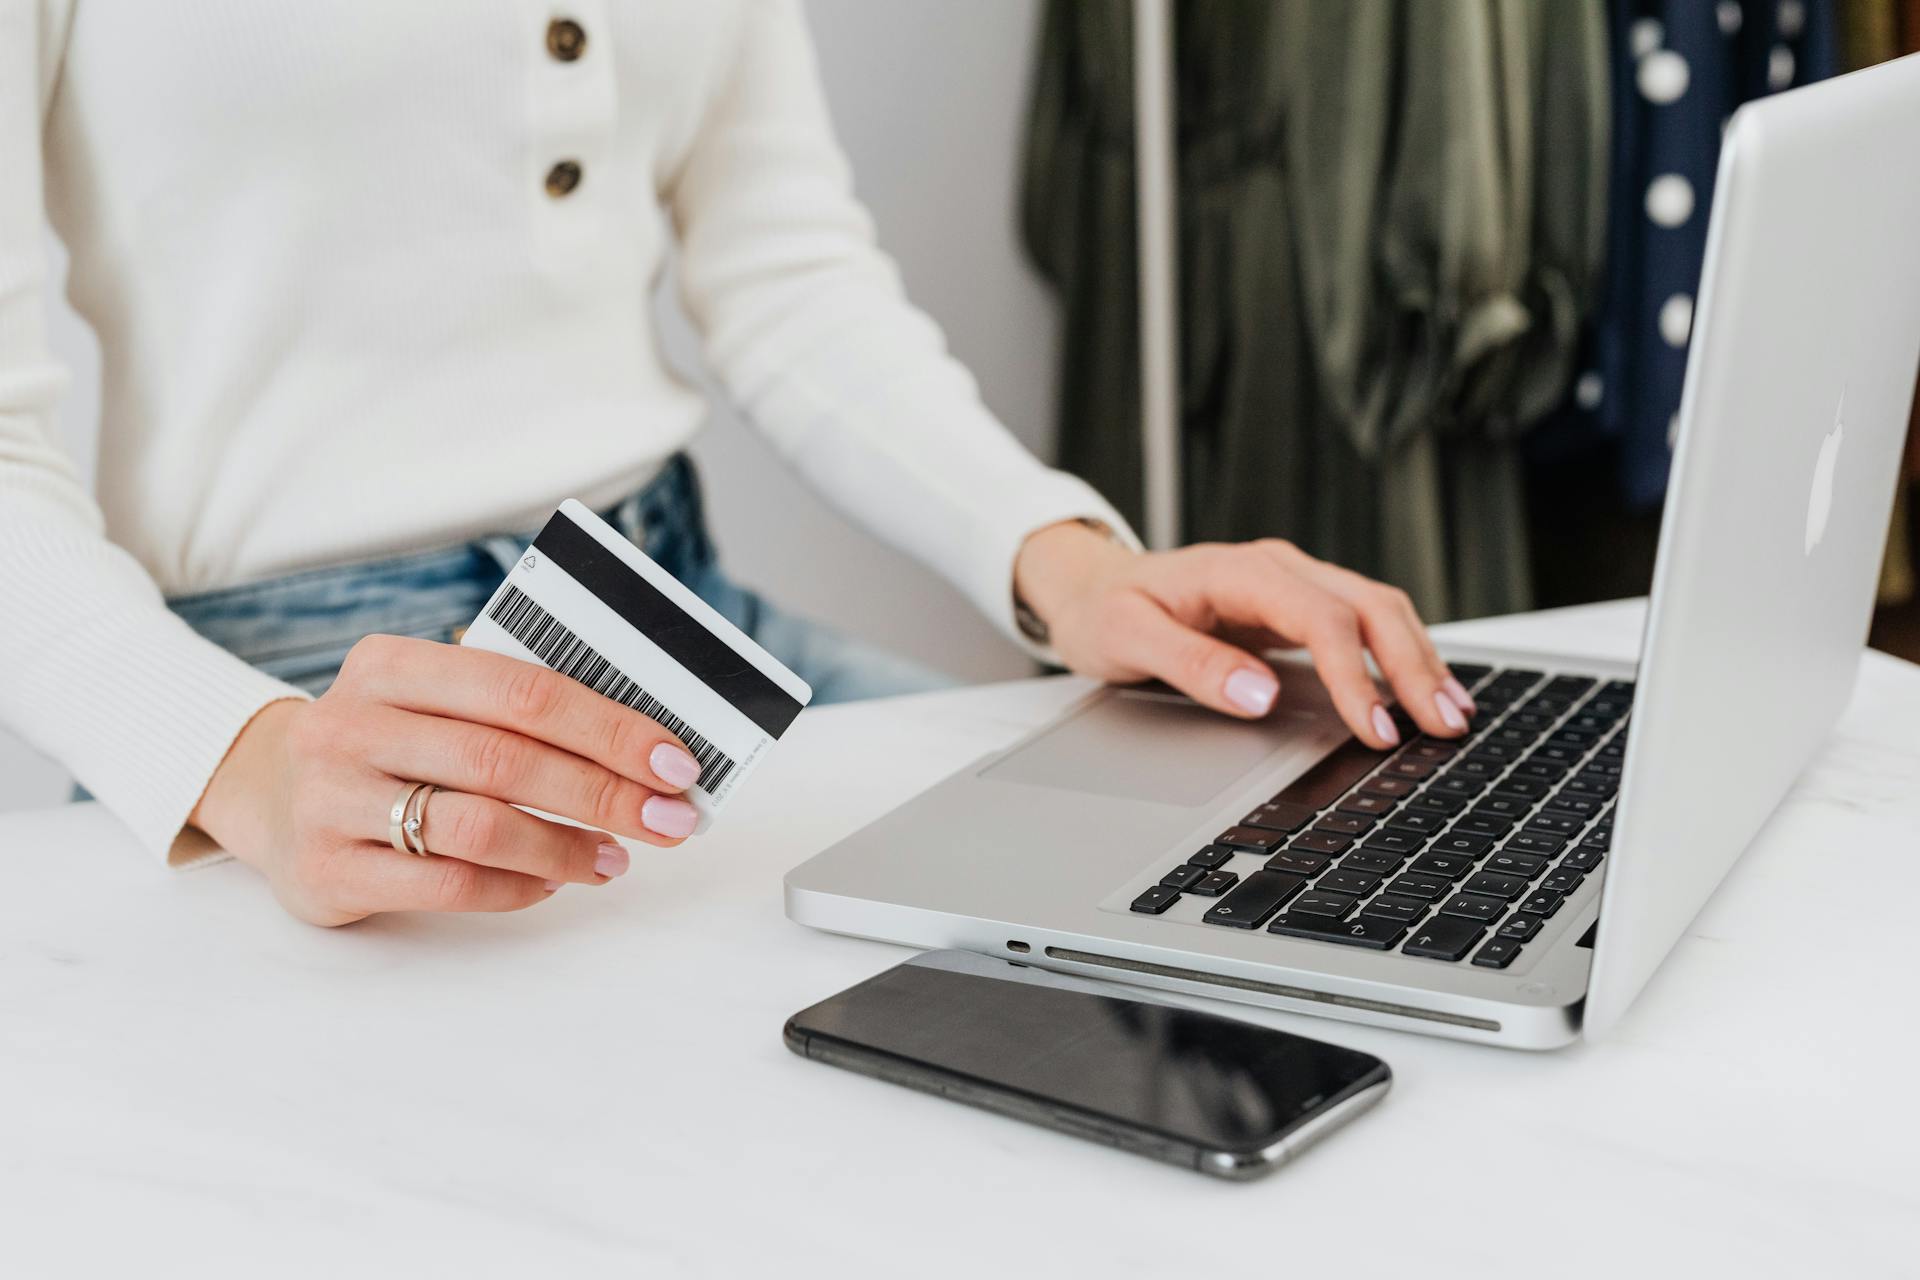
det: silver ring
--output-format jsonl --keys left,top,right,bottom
{"left": 405, "top": 784, "right": 438, "bottom": 856}
{"left": 388, "top": 782, "right": 429, "bottom": 855}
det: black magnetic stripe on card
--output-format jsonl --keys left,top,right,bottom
{"left": 532, "top": 511, "right": 804, "bottom": 738}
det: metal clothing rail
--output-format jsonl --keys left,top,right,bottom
{"left": 1133, "top": 0, "right": 1181, "bottom": 550}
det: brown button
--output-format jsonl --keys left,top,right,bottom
{"left": 546, "top": 18, "right": 587, "bottom": 62}
{"left": 545, "top": 159, "right": 583, "bottom": 198}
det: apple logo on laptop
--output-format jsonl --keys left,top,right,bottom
{"left": 1805, "top": 390, "right": 1844, "bottom": 555}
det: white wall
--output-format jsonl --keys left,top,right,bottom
{"left": 0, "top": 0, "right": 1058, "bottom": 812}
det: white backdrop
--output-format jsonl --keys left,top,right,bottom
{"left": 0, "top": 0, "right": 1060, "bottom": 812}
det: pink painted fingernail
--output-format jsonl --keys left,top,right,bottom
{"left": 1442, "top": 676, "right": 1476, "bottom": 714}
{"left": 641, "top": 796, "right": 699, "bottom": 840}
{"left": 542, "top": 880, "right": 563, "bottom": 892}
{"left": 1224, "top": 667, "right": 1278, "bottom": 716}
{"left": 1433, "top": 691, "right": 1467, "bottom": 733}
{"left": 594, "top": 842, "right": 630, "bottom": 878}
{"left": 1370, "top": 704, "right": 1401, "bottom": 748}
{"left": 650, "top": 742, "right": 702, "bottom": 790}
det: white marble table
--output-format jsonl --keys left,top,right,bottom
{"left": 2, "top": 600, "right": 1916, "bottom": 1279}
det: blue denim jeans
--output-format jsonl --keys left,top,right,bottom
{"left": 165, "top": 456, "right": 954, "bottom": 704}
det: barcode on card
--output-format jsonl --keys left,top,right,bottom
{"left": 487, "top": 583, "right": 738, "bottom": 794}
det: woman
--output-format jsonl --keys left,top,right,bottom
{"left": 0, "top": 2, "right": 1473, "bottom": 925}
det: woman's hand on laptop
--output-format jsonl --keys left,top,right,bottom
{"left": 187, "top": 637, "right": 708, "bottom": 926}
{"left": 1014, "top": 522, "right": 1474, "bottom": 750}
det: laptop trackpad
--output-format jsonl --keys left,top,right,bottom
{"left": 981, "top": 689, "right": 1314, "bottom": 808}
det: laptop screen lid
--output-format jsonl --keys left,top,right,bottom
{"left": 1584, "top": 55, "right": 1920, "bottom": 1036}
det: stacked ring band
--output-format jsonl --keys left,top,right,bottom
{"left": 388, "top": 781, "right": 437, "bottom": 856}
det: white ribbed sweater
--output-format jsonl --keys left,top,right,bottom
{"left": 0, "top": 0, "right": 1128, "bottom": 862}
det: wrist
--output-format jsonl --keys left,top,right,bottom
{"left": 189, "top": 698, "right": 302, "bottom": 866}
{"left": 1014, "top": 519, "right": 1135, "bottom": 639}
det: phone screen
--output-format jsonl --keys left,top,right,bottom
{"left": 788, "top": 955, "right": 1386, "bottom": 1157}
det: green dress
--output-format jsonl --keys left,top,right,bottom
{"left": 1022, "top": 0, "right": 1610, "bottom": 620}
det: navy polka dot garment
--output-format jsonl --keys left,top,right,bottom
{"left": 1545, "top": 0, "right": 1837, "bottom": 508}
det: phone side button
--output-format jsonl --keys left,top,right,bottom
{"left": 1266, "top": 913, "right": 1408, "bottom": 950}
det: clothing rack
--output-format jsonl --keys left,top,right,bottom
{"left": 1133, "top": 0, "right": 1181, "bottom": 550}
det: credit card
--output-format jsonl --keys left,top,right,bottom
{"left": 461, "top": 499, "right": 813, "bottom": 827}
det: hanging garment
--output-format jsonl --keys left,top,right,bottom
{"left": 1022, "top": 1, "right": 1610, "bottom": 620}
{"left": 1842, "top": 0, "right": 1917, "bottom": 603}
{"left": 1539, "top": 0, "right": 1837, "bottom": 511}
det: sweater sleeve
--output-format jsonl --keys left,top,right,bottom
{"left": 663, "top": 0, "right": 1139, "bottom": 654}
{"left": 0, "top": 6, "right": 305, "bottom": 865}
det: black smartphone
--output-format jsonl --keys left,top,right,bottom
{"left": 784, "top": 950, "right": 1389, "bottom": 1180}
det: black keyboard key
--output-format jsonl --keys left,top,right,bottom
{"left": 1561, "top": 774, "right": 1615, "bottom": 797}
{"left": 1385, "top": 872, "right": 1451, "bottom": 901}
{"left": 1486, "top": 667, "right": 1544, "bottom": 689}
{"left": 1430, "top": 774, "right": 1489, "bottom": 797}
{"left": 1410, "top": 851, "right": 1477, "bottom": 880}
{"left": 1317, "top": 869, "right": 1382, "bottom": 897}
{"left": 1291, "top": 830, "right": 1355, "bottom": 855}
{"left": 1518, "top": 889, "right": 1564, "bottom": 916}
{"left": 1496, "top": 913, "right": 1542, "bottom": 941}
{"left": 1525, "top": 812, "right": 1583, "bottom": 838}
{"left": 1160, "top": 864, "right": 1206, "bottom": 890}
{"left": 1546, "top": 728, "right": 1599, "bottom": 750}
{"left": 1384, "top": 810, "right": 1448, "bottom": 837}
{"left": 1487, "top": 725, "right": 1541, "bottom": 748}
{"left": 1543, "top": 676, "right": 1596, "bottom": 698}
{"left": 1506, "top": 832, "right": 1566, "bottom": 858}
{"left": 1271, "top": 738, "right": 1389, "bottom": 810}
{"left": 1563, "top": 847, "right": 1605, "bottom": 872}
{"left": 1192, "top": 869, "right": 1240, "bottom": 897}
{"left": 1483, "top": 851, "right": 1548, "bottom": 879}
{"left": 1462, "top": 871, "right": 1528, "bottom": 900}
{"left": 1447, "top": 662, "right": 1493, "bottom": 685}
{"left": 1409, "top": 790, "right": 1470, "bottom": 817}
{"left": 1494, "top": 775, "right": 1551, "bottom": 800}
{"left": 1540, "top": 869, "right": 1584, "bottom": 895}
{"left": 1473, "top": 793, "right": 1533, "bottom": 820}
{"left": 1472, "top": 938, "right": 1524, "bottom": 969}
{"left": 1339, "top": 849, "right": 1405, "bottom": 875}
{"left": 1429, "top": 831, "right": 1494, "bottom": 858}
{"left": 1363, "top": 829, "right": 1428, "bottom": 856}
{"left": 1337, "top": 793, "right": 1399, "bottom": 819}
{"left": 1540, "top": 795, "right": 1604, "bottom": 820}
{"left": 1512, "top": 760, "right": 1568, "bottom": 781}
{"left": 1242, "top": 801, "right": 1315, "bottom": 834}
{"left": 1455, "top": 813, "right": 1514, "bottom": 839}
{"left": 1290, "top": 890, "right": 1358, "bottom": 919}
{"left": 1440, "top": 893, "right": 1507, "bottom": 922}
{"left": 1466, "top": 741, "right": 1522, "bottom": 763}
{"left": 1361, "top": 893, "right": 1430, "bottom": 922}
{"left": 1578, "top": 827, "right": 1613, "bottom": 851}
{"left": 1265, "top": 849, "right": 1331, "bottom": 876}
{"left": 1450, "top": 757, "right": 1505, "bottom": 781}
{"left": 1403, "top": 740, "right": 1458, "bottom": 763}
{"left": 1385, "top": 757, "right": 1438, "bottom": 781}
{"left": 1358, "top": 776, "right": 1418, "bottom": 800}
{"left": 1402, "top": 915, "right": 1487, "bottom": 961}
{"left": 1216, "top": 825, "right": 1284, "bottom": 853}
{"left": 1202, "top": 870, "right": 1307, "bottom": 929}
{"left": 1268, "top": 913, "right": 1408, "bottom": 950}
{"left": 1187, "top": 845, "right": 1232, "bottom": 870}
{"left": 1314, "top": 812, "right": 1376, "bottom": 836}
{"left": 1130, "top": 885, "right": 1180, "bottom": 914}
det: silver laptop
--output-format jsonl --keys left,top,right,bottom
{"left": 786, "top": 56, "right": 1920, "bottom": 1049}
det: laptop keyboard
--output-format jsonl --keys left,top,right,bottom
{"left": 1128, "top": 665, "right": 1630, "bottom": 970}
